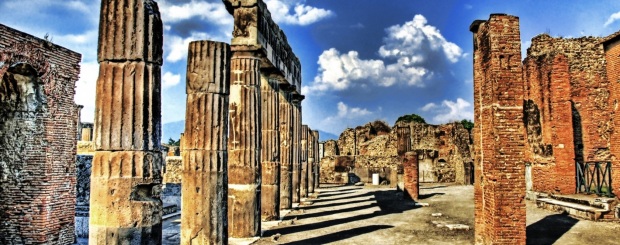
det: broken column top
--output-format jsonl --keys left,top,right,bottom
{"left": 222, "top": 0, "right": 301, "bottom": 94}
{"left": 469, "top": 13, "right": 517, "bottom": 33}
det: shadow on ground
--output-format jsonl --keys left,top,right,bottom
{"left": 526, "top": 213, "right": 579, "bottom": 245}
{"left": 280, "top": 225, "right": 394, "bottom": 245}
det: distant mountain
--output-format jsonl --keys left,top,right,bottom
{"left": 162, "top": 120, "right": 184, "bottom": 143}
{"left": 162, "top": 120, "right": 339, "bottom": 143}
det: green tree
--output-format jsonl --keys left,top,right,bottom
{"left": 460, "top": 119, "right": 474, "bottom": 131}
{"left": 395, "top": 113, "right": 426, "bottom": 124}
{"left": 167, "top": 137, "right": 180, "bottom": 146}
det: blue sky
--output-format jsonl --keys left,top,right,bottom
{"left": 1, "top": 0, "right": 620, "bottom": 139}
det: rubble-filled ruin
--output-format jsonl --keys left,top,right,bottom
{"left": 320, "top": 120, "right": 473, "bottom": 187}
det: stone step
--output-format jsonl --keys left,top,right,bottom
{"left": 536, "top": 197, "right": 609, "bottom": 221}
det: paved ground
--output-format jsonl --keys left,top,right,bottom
{"left": 162, "top": 183, "right": 620, "bottom": 244}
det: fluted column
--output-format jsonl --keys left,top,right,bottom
{"left": 181, "top": 40, "right": 230, "bottom": 245}
{"left": 227, "top": 49, "right": 261, "bottom": 238}
{"left": 300, "top": 125, "right": 309, "bottom": 198}
{"left": 307, "top": 128, "right": 315, "bottom": 194}
{"left": 260, "top": 74, "right": 280, "bottom": 221}
{"left": 291, "top": 97, "right": 301, "bottom": 203}
{"left": 90, "top": 0, "right": 164, "bottom": 243}
{"left": 278, "top": 85, "right": 294, "bottom": 210}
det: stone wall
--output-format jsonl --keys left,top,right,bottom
{"left": 0, "top": 23, "right": 81, "bottom": 244}
{"left": 75, "top": 155, "right": 93, "bottom": 238}
{"left": 605, "top": 32, "right": 620, "bottom": 197}
{"left": 320, "top": 120, "right": 472, "bottom": 186}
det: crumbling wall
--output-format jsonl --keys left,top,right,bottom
{"left": 0, "top": 23, "right": 81, "bottom": 244}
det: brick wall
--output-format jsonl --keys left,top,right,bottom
{"left": 604, "top": 32, "right": 620, "bottom": 197}
{"left": 0, "top": 23, "right": 81, "bottom": 244}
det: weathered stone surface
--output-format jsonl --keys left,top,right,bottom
{"left": 319, "top": 156, "right": 355, "bottom": 184}
{"left": 291, "top": 96, "right": 302, "bottom": 203}
{"left": 89, "top": 151, "right": 163, "bottom": 243}
{"left": 261, "top": 74, "right": 280, "bottom": 221}
{"left": 308, "top": 129, "right": 316, "bottom": 193}
{"left": 222, "top": 0, "right": 301, "bottom": 93}
{"left": 278, "top": 85, "right": 293, "bottom": 210}
{"left": 76, "top": 155, "right": 93, "bottom": 239}
{"left": 403, "top": 151, "right": 419, "bottom": 201}
{"left": 323, "top": 140, "right": 338, "bottom": 157}
{"left": 300, "top": 124, "right": 309, "bottom": 198}
{"left": 78, "top": 140, "right": 96, "bottom": 155}
{"left": 90, "top": 1, "right": 164, "bottom": 243}
{"left": 164, "top": 156, "right": 182, "bottom": 184}
{"left": 313, "top": 130, "right": 321, "bottom": 190}
{"left": 471, "top": 14, "right": 526, "bottom": 244}
{"left": 227, "top": 50, "right": 261, "bottom": 237}
{"left": 98, "top": 0, "right": 163, "bottom": 64}
{"left": 94, "top": 61, "right": 162, "bottom": 151}
{"left": 0, "top": 23, "right": 81, "bottom": 245}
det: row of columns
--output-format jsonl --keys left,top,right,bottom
{"left": 181, "top": 42, "right": 321, "bottom": 243}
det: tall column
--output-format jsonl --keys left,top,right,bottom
{"left": 90, "top": 0, "right": 164, "bottom": 243}
{"left": 291, "top": 96, "right": 302, "bottom": 203}
{"left": 227, "top": 49, "right": 261, "bottom": 238}
{"left": 313, "top": 130, "right": 320, "bottom": 190}
{"left": 279, "top": 85, "right": 294, "bottom": 210}
{"left": 307, "top": 128, "right": 315, "bottom": 194}
{"left": 403, "top": 151, "right": 419, "bottom": 201}
{"left": 300, "top": 125, "right": 309, "bottom": 198}
{"left": 181, "top": 40, "right": 230, "bottom": 244}
{"left": 471, "top": 14, "right": 525, "bottom": 245}
{"left": 260, "top": 74, "right": 280, "bottom": 221}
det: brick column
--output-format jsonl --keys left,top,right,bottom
{"left": 279, "top": 85, "right": 294, "bottom": 209}
{"left": 300, "top": 125, "right": 309, "bottom": 198}
{"left": 90, "top": 0, "right": 164, "bottom": 243}
{"left": 403, "top": 152, "right": 419, "bottom": 201}
{"left": 313, "top": 130, "right": 321, "bottom": 190}
{"left": 604, "top": 36, "right": 620, "bottom": 197}
{"left": 549, "top": 55, "right": 575, "bottom": 194}
{"left": 181, "top": 40, "right": 230, "bottom": 244}
{"left": 292, "top": 97, "right": 302, "bottom": 203}
{"left": 260, "top": 74, "right": 280, "bottom": 221}
{"left": 227, "top": 49, "right": 261, "bottom": 238}
{"left": 471, "top": 14, "right": 526, "bottom": 245}
{"left": 308, "top": 129, "right": 315, "bottom": 193}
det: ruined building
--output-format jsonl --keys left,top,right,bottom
{"left": 0, "top": 23, "right": 81, "bottom": 244}
{"left": 320, "top": 120, "right": 473, "bottom": 186}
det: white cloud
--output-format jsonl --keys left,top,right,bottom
{"left": 165, "top": 32, "right": 211, "bottom": 63}
{"left": 75, "top": 61, "right": 99, "bottom": 123}
{"left": 264, "top": 0, "right": 334, "bottom": 26}
{"left": 162, "top": 72, "right": 181, "bottom": 89}
{"left": 604, "top": 11, "right": 620, "bottom": 27}
{"left": 421, "top": 98, "right": 473, "bottom": 124}
{"left": 379, "top": 15, "right": 463, "bottom": 63}
{"left": 306, "top": 15, "right": 460, "bottom": 94}
{"left": 317, "top": 101, "right": 375, "bottom": 135}
{"left": 157, "top": 0, "right": 233, "bottom": 26}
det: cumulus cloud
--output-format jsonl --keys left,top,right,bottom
{"left": 421, "top": 98, "right": 473, "bottom": 124}
{"left": 265, "top": 0, "right": 334, "bottom": 26}
{"left": 165, "top": 32, "right": 211, "bottom": 63}
{"left": 75, "top": 61, "right": 99, "bottom": 123}
{"left": 158, "top": 0, "right": 232, "bottom": 26}
{"left": 605, "top": 11, "right": 620, "bottom": 27}
{"left": 317, "top": 101, "right": 375, "bottom": 134}
{"left": 162, "top": 72, "right": 181, "bottom": 89}
{"left": 306, "top": 14, "right": 461, "bottom": 94}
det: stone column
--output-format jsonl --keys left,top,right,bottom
{"left": 471, "top": 14, "right": 525, "bottom": 245}
{"left": 260, "top": 74, "right": 280, "bottom": 221}
{"left": 313, "top": 130, "right": 320, "bottom": 190}
{"left": 227, "top": 49, "right": 261, "bottom": 238}
{"left": 90, "top": 0, "right": 164, "bottom": 243}
{"left": 181, "top": 40, "right": 230, "bottom": 244}
{"left": 403, "top": 151, "right": 419, "bottom": 201}
{"left": 279, "top": 85, "right": 294, "bottom": 210}
{"left": 307, "top": 128, "right": 315, "bottom": 194}
{"left": 291, "top": 96, "right": 302, "bottom": 203}
{"left": 300, "top": 125, "right": 309, "bottom": 198}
